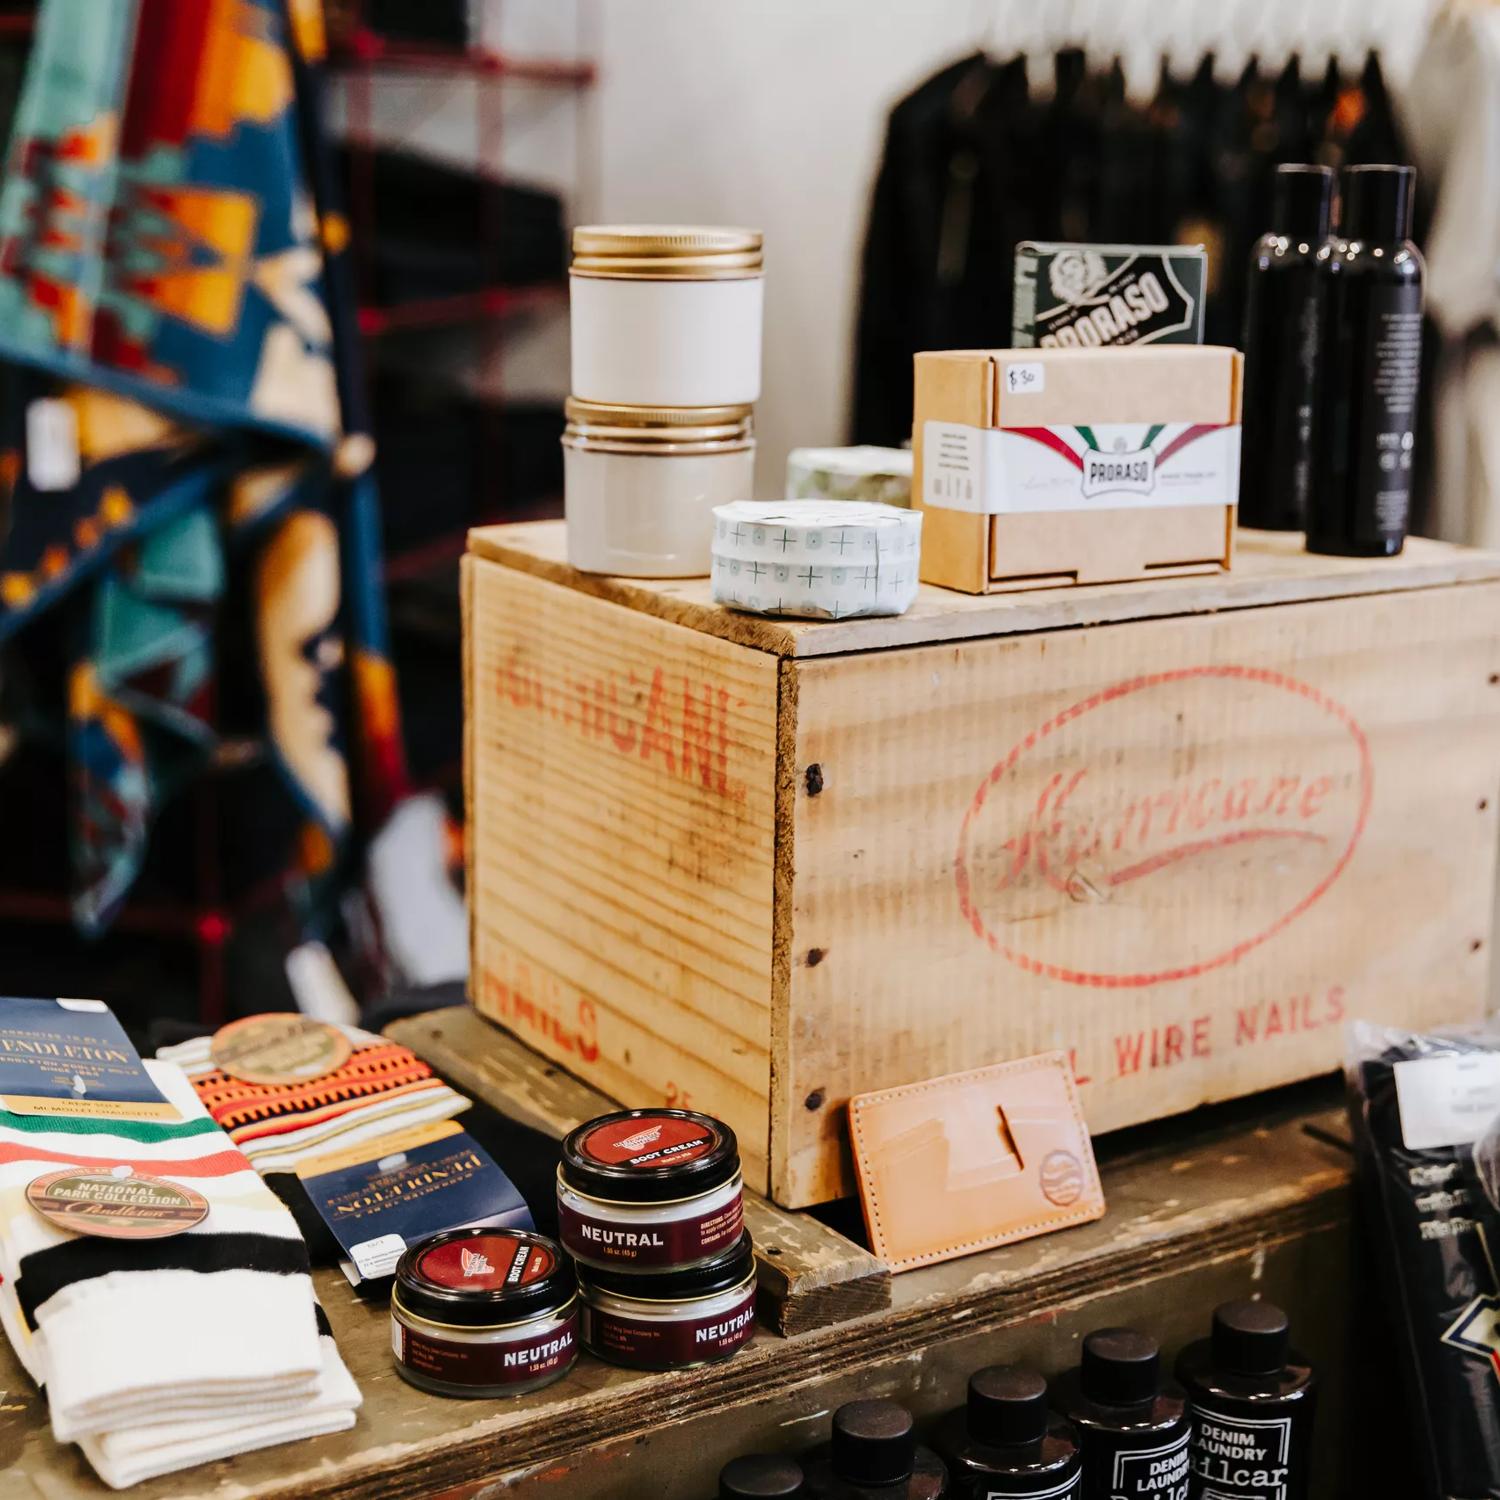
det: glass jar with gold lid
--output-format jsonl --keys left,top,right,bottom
{"left": 563, "top": 398, "right": 754, "bottom": 578}
{"left": 569, "top": 225, "right": 763, "bottom": 406}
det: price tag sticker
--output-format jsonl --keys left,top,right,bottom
{"left": 1003, "top": 361, "right": 1045, "bottom": 396}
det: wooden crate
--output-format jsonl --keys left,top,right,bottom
{"left": 465, "top": 521, "right": 1500, "bottom": 1207}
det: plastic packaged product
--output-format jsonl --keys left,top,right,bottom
{"left": 719, "top": 1454, "right": 807, "bottom": 1498}
{"left": 1347, "top": 1018, "right": 1500, "bottom": 1498}
{"left": 786, "top": 446, "right": 912, "bottom": 507}
{"left": 1239, "top": 164, "right": 1335, "bottom": 531}
{"left": 577, "top": 1231, "right": 757, "bottom": 1371}
{"left": 563, "top": 399, "right": 754, "bottom": 577}
{"left": 390, "top": 1228, "right": 577, "bottom": 1398}
{"left": 570, "top": 225, "right": 763, "bottom": 406}
{"left": 1308, "top": 165, "right": 1424, "bottom": 556}
{"left": 1053, "top": 1329, "right": 1189, "bottom": 1500}
{"left": 803, "top": 1400, "right": 948, "bottom": 1498}
{"left": 1175, "top": 1300, "right": 1317, "bottom": 1500}
{"left": 934, "top": 1365, "right": 1081, "bottom": 1497}
{"left": 557, "top": 1107, "right": 744, "bottom": 1272}
{"left": 710, "top": 500, "right": 922, "bottom": 620}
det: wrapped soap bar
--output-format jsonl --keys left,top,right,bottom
{"left": 710, "top": 501, "right": 921, "bottom": 620}
{"left": 786, "top": 445, "right": 912, "bottom": 507}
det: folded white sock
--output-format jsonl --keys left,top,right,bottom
{"left": 0, "top": 1059, "right": 361, "bottom": 1483}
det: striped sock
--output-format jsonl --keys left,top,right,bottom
{"left": 0, "top": 1060, "right": 360, "bottom": 1485}
{"left": 157, "top": 1025, "right": 470, "bottom": 1172}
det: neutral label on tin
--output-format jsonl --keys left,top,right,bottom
{"left": 559, "top": 1190, "right": 743, "bottom": 1269}
{"left": 581, "top": 1284, "right": 756, "bottom": 1369}
{"left": 979, "top": 1474, "right": 1081, "bottom": 1498}
{"left": 394, "top": 1310, "right": 578, "bottom": 1389}
{"left": 1189, "top": 1408, "right": 1293, "bottom": 1500}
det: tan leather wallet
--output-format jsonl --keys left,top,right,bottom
{"left": 848, "top": 1052, "right": 1105, "bottom": 1272}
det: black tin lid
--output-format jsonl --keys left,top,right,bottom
{"left": 1212, "top": 1299, "right": 1290, "bottom": 1375}
{"left": 831, "top": 1400, "right": 916, "bottom": 1485}
{"left": 1081, "top": 1327, "right": 1160, "bottom": 1407}
{"left": 968, "top": 1364, "right": 1050, "bottom": 1447}
{"left": 560, "top": 1108, "right": 740, "bottom": 1204}
{"left": 577, "top": 1230, "right": 755, "bottom": 1301}
{"left": 394, "top": 1227, "right": 575, "bottom": 1328}
{"left": 719, "top": 1454, "right": 805, "bottom": 1498}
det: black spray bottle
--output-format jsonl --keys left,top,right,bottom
{"left": 934, "top": 1365, "right": 1081, "bottom": 1497}
{"left": 719, "top": 1454, "right": 807, "bottom": 1499}
{"left": 1054, "top": 1329, "right": 1190, "bottom": 1500}
{"left": 1307, "top": 163, "right": 1424, "bottom": 556}
{"left": 803, "top": 1400, "right": 948, "bottom": 1499}
{"left": 1175, "top": 1300, "right": 1317, "bottom": 1500}
{"left": 1239, "top": 164, "right": 1336, "bottom": 531}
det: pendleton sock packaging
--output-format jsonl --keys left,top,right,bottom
{"left": 934, "top": 1365, "right": 1081, "bottom": 1497}
{"left": 913, "top": 346, "right": 1240, "bottom": 593}
{"left": 1054, "top": 1329, "right": 1190, "bottom": 1500}
{"left": 1012, "top": 243, "right": 1207, "bottom": 349}
{"left": 1347, "top": 1020, "right": 1500, "bottom": 1498}
{"left": 1175, "top": 1301, "right": 1316, "bottom": 1500}
{"left": 804, "top": 1400, "right": 948, "bottom": 1498}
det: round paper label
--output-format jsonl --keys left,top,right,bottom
{"left": 581, "top": 1115, "right": 717, "bottom": 1169}
{"left": 210, "top": 1014, "right": 352, "bottom": 1086}
{"left": 416, "top": 1233, "right": 556, "bottom": 1292}
{"left": 27, "top": 1167, "right": 209, "bottom": 1239}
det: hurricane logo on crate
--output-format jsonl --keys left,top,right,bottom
{"left": 954, "top": 666, "right": 1373, "bottom": 987}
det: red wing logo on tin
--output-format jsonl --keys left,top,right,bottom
{"left": 615, "top": 1125, "right": 663, "bottom": 1152}
{"left": 954, "top": 667, "right": 1373, "bottom": 988}
{"left": 461, "top": 1248, "right": 496, "bottom": 1278}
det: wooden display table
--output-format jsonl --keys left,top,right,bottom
{"left": 3, "top": 1012, "right": 1356, "bottom": 1499}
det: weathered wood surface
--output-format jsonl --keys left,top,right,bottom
{"left": 778, "top": 580, "right": 1500, "bottom": 1202}
{"left": 385, "top": 1009, "right": 891, "bottom": 1336}
{"left": 464, "top": 553, "right": 781, "bottom": 1191}
{"left": 467, "top": 519, "right": 1500, "bottom": 659}
{"left": 0, "top": 1084, "right": 1355, "bottom": 1500}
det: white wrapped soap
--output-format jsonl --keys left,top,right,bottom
{"left": 710, "top": 501, "right": 921, "bottom": 620}
{"left": 786, "top": 445, "right": 912, "bottom": 507}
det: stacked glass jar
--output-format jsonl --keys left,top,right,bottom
{"left": 565, "top": 226, "right": 763, "bottom": 577}
{"left": 557, "top": 1107, "right": 757, "bottom": 1371}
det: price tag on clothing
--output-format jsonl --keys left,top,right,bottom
{"left": 26, "top": 398, "right": 80, "bottom": 492}
{"left": 1395, "top": 1054, "right": 1500, "bottom": 1150}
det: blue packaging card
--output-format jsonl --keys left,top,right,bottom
{"left": 0, "top": 997, "right": 177, "bottom": 1120}
{"left": 298, "top": 1122, "right": 534, "bottom": 1283}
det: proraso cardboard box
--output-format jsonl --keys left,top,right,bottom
{"left": 912, "top": 345, "right": 1242, "bottom": 593}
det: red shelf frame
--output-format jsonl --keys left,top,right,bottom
{"left": 357, "top": 281, "right": 564, "bottom": 337}
{"left": 334, "top": 28, "right": 595, "bottom": 87}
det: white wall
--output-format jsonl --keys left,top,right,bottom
{"left": 585, "top": 1, "right": 980, "bottom": 495}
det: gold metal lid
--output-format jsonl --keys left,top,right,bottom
{"left": 570, "top": 225, "right": 763, "bottom": 279}
{"left": 563, "top": 398, "right": 753, "bottom": 450}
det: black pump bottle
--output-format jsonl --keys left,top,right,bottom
{"left": 719, "top": 1453, "right": 807, "bottom": 1499}
{"left": 1239, "top": 164, "right": 1335, "bottom": 531}
{"left": 1055, "top": 1329, "right": 1190, "bottom": 1500}
{"left": 934, "top": 1365, "right": 1082, "bottom": 1497}
{"left": 1175, "top": 1300, "right": 1317, "bottom": 1500}
{"left": 803, "top": 1400, "right": 948, "bottom": 1498}
{"left": 1307, "top": 163, "right": 1424, "bottom": 556}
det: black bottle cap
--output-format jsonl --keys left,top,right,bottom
{"left": 968, "top": 1365, "right": 1049, "bottom": 1447}
{"left": 831, "top": 1400, "right": 916, "bottom": 1485}
{"left": 1343, "top": 163, "right": 1415, "bottom": 243}
{"left": 1080, "top": 1327, "right": 1160, "bottom": 1407}
{"left": 719, "top": 1455, "right": 805, "bottom": 1499}
{"left": 1270, "top": 163, "right": 1335, "bottom": 242}
{"left": 1211, "top": 1299, "right": 1290, "bottom": 1375}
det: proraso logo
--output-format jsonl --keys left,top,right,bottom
{"left": 1082, "top": 444, "right": 1155, "bottom": 498}
{"left": 954, "top": 667, "right": 1372, "bottom": 987}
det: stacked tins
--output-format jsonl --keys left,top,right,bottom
{"left": 565, "top": 226, "right": 763, "bottom": 577}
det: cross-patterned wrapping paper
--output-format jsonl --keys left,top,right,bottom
{"left": 710, "top": 501, "right": 922, "bottom": 620}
